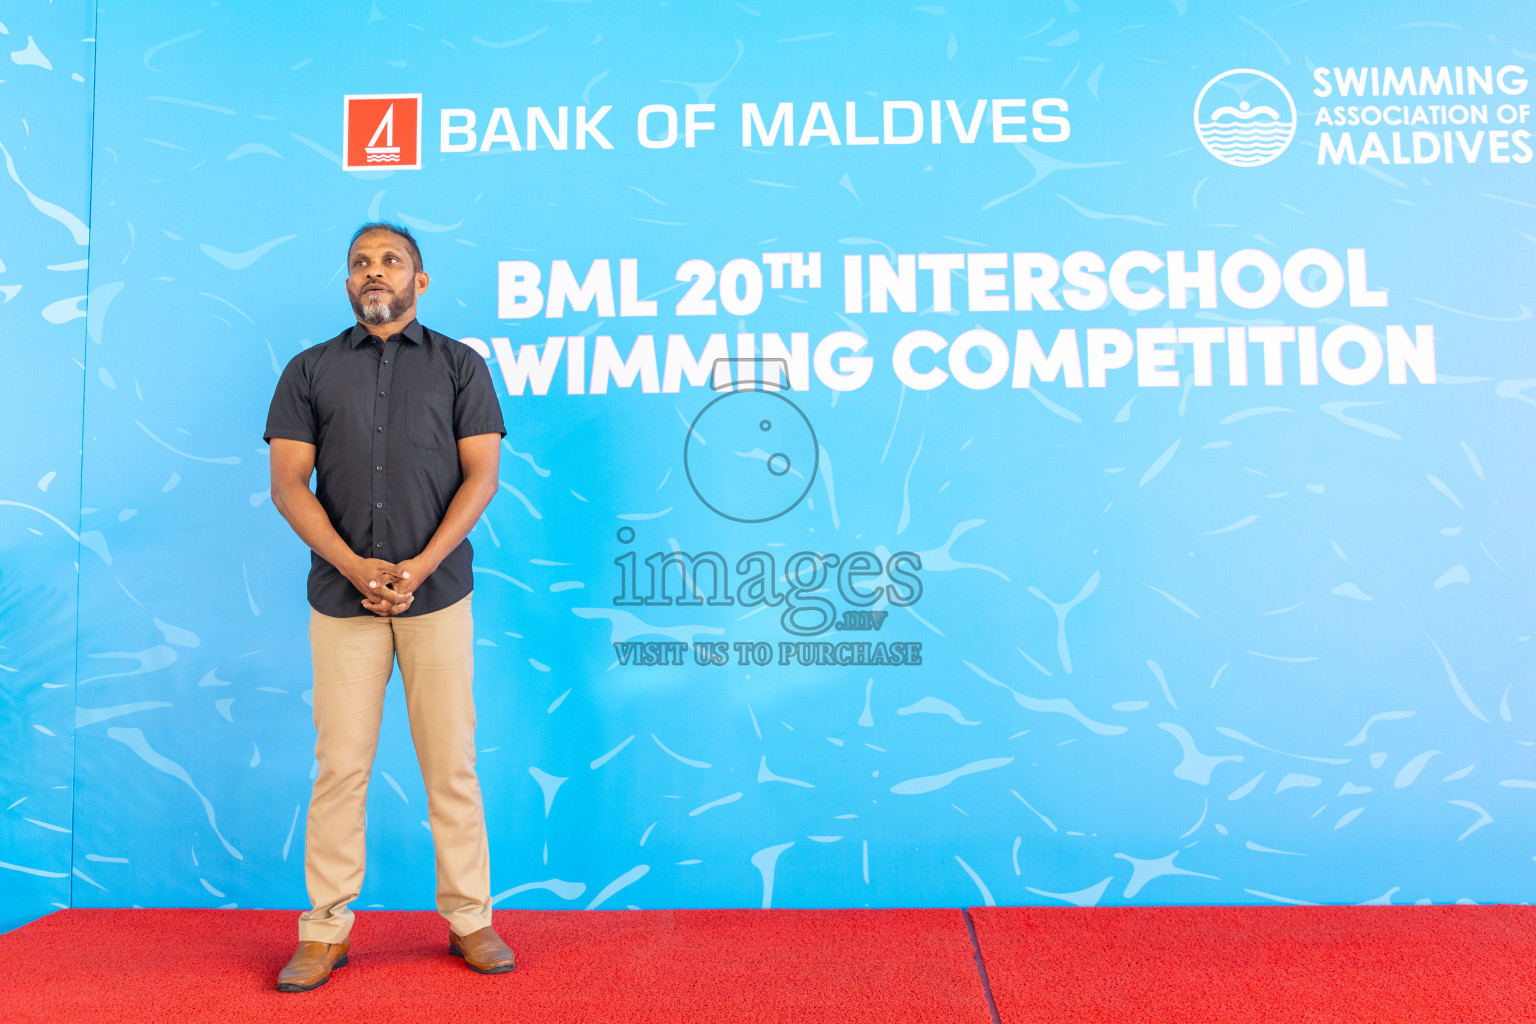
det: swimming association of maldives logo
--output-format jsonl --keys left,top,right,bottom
{"left": 342, "top": 93, "right": 421, "bottom": 171}
{"left": 1194, "top": 69, "right": 1296, "bottom": 167}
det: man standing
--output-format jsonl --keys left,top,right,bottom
{"left": 265, "top": 223, "right": 513, "bottom": 992}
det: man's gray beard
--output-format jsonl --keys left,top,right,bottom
{"left": 351, "top": 286, "right": 413, "bottom": 325}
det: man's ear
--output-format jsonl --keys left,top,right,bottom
{"left": 415, "top": 271, "right": 430, "bottom": 296}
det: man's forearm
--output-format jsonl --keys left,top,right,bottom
{"left": 413, "top": 472, "right": 498, "bottom": 572}
{"left": 272, "top": 483, "right": 362, "bottom": 576}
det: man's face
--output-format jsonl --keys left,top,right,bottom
{"left": 345, "top": 230, "right": 428, "bottom": 326}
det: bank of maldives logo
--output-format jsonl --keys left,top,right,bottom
{"left": 1194, "top": 69, "right": 1295, "bottom": 166}
{"left": 343, "top": 94, "right": 421, "bottom": 171}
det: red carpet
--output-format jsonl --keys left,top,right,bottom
{"left": 0, "top": 907, "right": 993, "bottom": 1024}
{"left": 970, "top": 904, "right": 1536, "bottom": 1024}
{"left": 7, "top": 905, "right": 1533, "bottom": 1022}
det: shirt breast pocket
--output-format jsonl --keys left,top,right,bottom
{"left": 407, "top": 391, "right": 453, "bottom": 450}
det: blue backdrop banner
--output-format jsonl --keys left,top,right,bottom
{"left": 1, "top": 0, "right": 94, "bottom": 935}
{"left": 5, "top": 0, "right": 1536, "bottom": 931}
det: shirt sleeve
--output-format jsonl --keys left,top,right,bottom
{"left": 264, "top": 351, "right": 317, "bottom": 445}
{"left": 454, "top": 347, "right": 508, "bottom": 439}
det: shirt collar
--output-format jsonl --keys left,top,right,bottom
{"left": 348, "top": 318, "right": 425, "bottom": 348}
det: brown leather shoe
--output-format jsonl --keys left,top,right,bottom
{"left": 276, "top": 940, "right": 350, "bottom": 992}
{"left": 449, "top": 926, "right": 515, "bottom": 974}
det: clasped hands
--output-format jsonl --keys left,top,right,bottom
{"left": 347, "top": 556, "right": 432, "bottom": 616}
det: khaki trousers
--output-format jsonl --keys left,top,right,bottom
{"left": 298, "top": 594, "right": 491, "bottom": 942}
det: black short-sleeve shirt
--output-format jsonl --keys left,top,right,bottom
{"left": 264, "top": 320, "right": 506, "bottom": 617}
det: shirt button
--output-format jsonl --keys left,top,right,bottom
{"left": 377, "top": 426, "right": 384, "bottom": 432}
{"left": 375, "top": 465, "right": 383, "bottom": 471}
{"left": 376, "top": 542, "right": 383, "bottom": 548}
{"left": 375, "top": 502, "right": 383, "bottom": 508}
{"left": 383, "top": 359, "right": 389, "bottom": 365}
{"left": 380, "top": 391, "right": 386, "bottom": 396}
